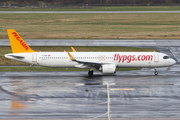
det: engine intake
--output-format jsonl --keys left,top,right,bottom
{"left": 101, "top": 64, "right": 116, "bottom": 74}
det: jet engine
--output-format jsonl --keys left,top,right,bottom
{"left": 101, "top": 64, "right": 116, "bottom": 74}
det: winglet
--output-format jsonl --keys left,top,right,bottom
{"left": 67, "top": 51, "right": 75, "bottom": 61}
{"left": 7, "top": 29, "right": 35, "bottom": 53}
{"left": 71, "top": 47, "right": 76, "bottom": 52}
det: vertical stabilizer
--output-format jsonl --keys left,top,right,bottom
{"left": 7, "top": 29, "right": 35, "bottom": 53}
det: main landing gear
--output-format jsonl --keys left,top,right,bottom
{"left": 88, "top": 70, "right": 94, "bottom": 76}
{"left": 154, "top": 68, "right": 158, "bottom": 76}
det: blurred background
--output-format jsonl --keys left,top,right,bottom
{"left": 0, "top": 0, "right": 180, "bottom": 9}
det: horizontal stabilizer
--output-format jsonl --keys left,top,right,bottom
{"left": 4, "top": 54, "right": 24, "bottom": 60}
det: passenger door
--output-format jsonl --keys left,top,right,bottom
{"left": 154, "top": 54, "right": 159, "bottom": 66}
{"left": 154, "top": 54, "right": 159, "bottom": 62}
{"left": 32, "top": 53, "right": 37, "bottom": 64}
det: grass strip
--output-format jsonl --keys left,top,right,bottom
{"left": 1, "top": 46, "right": 157, "bottom": 66}
{"left": 0, "top": 67, "right": 141, "bottom": 72}
{"left": 0, "top": 13, "right": 180, "bottom": 39}
{"left": 0, "top": 46, "right": 153, "bottom": 71}
{"left": 0, "top": 6, "right": 180, "bottom": 11}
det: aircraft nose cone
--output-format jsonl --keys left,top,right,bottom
{"left": 172, "top": 59, "right": 176, "bottom": 65}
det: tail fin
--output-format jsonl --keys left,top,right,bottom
{"left": 7, "top": 29, "right": 35, "bottom": 53}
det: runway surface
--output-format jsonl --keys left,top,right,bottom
{"left": 0, "top": 46, "right": 180, "bottom": 119}
{"left": 1, "top": 39, "right": 180, "bottom": 47}
{"left": 0, "top": 11, "right": 180, "bottom": 14}
{"left": 0, "top": 66, "right": 180, "bottom": 119}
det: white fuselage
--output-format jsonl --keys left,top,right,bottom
{"left": 5, "top": 52, "right": 176, "bottom": 68}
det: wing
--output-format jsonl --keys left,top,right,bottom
{"left": 67, "top": 51, "right": 109, "bottom": 68}
{"left": 71, "top": 47, "right": 76, "bottom": 52}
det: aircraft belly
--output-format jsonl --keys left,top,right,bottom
{"left": 117, "top": 61, "right": 151, "bottom": 68}
{"left": 61, "top": 61, "right": 77, "bottom": 67}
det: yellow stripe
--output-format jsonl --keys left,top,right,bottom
{"left": 110, "top": 88, "right": 134, "bottom": 91}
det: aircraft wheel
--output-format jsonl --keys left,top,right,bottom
{"left": 88, "top": 70, "right": 93, "bottom": 76}
{"left": 154, "top": 71, "right": 158, "bottom": 76}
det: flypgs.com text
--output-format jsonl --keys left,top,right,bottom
{"left": 114, "top": 54, "right": 153, "bottom": 63}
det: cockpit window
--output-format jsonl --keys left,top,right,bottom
{"left": 163, "top": 56, "right": 169, "bottom": 59}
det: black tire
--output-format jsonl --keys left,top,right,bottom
{"left": 88, "top": 70, "right": 93, "bottom": 76}
{"left": 155, "top": 71, "right": 158, "bottom": 76}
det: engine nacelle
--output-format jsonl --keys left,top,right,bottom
{"left": 101, "top": 64, "right": 116, "bottom": 74}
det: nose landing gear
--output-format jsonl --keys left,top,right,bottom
{"left": 154, "top": 68, "right": 158, "bottom": 76}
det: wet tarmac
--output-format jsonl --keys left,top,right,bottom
{"left": 0, "top": 46, "right": 180, "bottom": 119}
{"left": 0, "top": 67, "right": 180, "bottom": 119}
{"left": 1, "top": 39, "right": 180, "bottom": 46}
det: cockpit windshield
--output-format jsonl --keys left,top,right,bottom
{"left": 163, "top": 56, "right": 169, "bottom": 59}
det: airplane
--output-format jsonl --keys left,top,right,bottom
{"left": 4, "top": 29, "right": 176, "bottom": 76}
